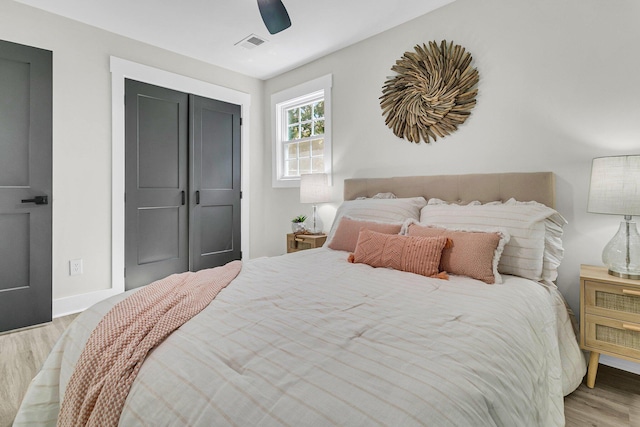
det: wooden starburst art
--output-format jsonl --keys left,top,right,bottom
{"left": 380, "top": 40, "right": 479, "bottom": 144}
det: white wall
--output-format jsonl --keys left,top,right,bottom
{"left": 262, "top": 0, "right": 640, "bottom": 337}
{"left": 0, "top": 0, "right": 264, "bottom": 303}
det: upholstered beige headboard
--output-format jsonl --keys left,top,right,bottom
{"left": 343, "top": 172, "right": 555, "bottom": 208}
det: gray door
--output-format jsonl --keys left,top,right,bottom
{"left": 125, "top": 80, "right": 241, "bottom": 289}
{"left": 190, "top": 96, "right": 241, "bottom": 271}
{"left": 125, "top": 79, "right": 189, "bottom": 289}
{"left": 0, "top": 40, "right": 52, "bottom": 333}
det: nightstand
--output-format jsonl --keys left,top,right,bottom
{"left": 580, "top": 264, "right": 640, "bottom": 388}
{"left": 287, "top": 233, "right": 327, "bottom": 253}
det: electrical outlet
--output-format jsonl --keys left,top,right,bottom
{"left": 69, "top": 259, "right": 83, "bottom": 276}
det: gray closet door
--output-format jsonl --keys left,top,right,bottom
{"left": 0, "top": 40, "right": 52, "bottom": 333}
{"left": 190, "top": 96, "right": 241, "bottom": 271}
{"left": 125, "top": 79, "right": 189, "bottom": 289}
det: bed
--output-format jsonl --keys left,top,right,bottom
{"left": 14, "top": 172, "right": 586, "bottom": 427}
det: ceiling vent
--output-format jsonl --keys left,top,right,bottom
{"left": 235, "top": 34, "right": 267, "bottom": 50}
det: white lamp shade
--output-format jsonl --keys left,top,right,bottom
{"left": 588, "top": 155, "right": 640, "bottom": 216}
{"left": 300, "top": 173, "right": 330, "bottom": 204}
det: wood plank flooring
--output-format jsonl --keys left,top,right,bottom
{"left": 565, "top": 364, "right": 640, "bottom": 427}
{"left": 0, "top": 314, "right": 77, "bottom": 427}
{"left": 1, "top": 314, "right": 639, "bottom": 426}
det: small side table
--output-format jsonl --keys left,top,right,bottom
{"left": 287, "top": 233, "right": 327, "bottom": 253}
{"left": 580, "top": 264, "right": 640, "bottom": 388}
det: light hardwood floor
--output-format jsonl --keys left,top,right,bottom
{"left": 565, "top": 364, "right": 640, "bottom": 427}
{"left": 0, "top": 314, "right": 78, "bottom": 427}
{"left": 1, "top": 315, "right": 639, "bottom": 426}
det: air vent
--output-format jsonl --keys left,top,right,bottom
{"left": 235, "top": 34, "right": 267, "bottom": 50}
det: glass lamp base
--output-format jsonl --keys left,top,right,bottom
{"left": 306, "top": 204, "right": 324, "bottom": 234}
{"left": 607, "top": 269, "right": 640, "bottom": 280}
{"left": 603, "top": 218, "right": 640, "bottom": 280}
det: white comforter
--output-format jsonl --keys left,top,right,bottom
{"left": 15, "top": 248, "right": 585, "bottom": 426}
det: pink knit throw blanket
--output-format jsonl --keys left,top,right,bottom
{"left": 57, "top": 261, "right": 242, "bottom": 427}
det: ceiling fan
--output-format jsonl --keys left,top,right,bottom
{"left": 257, "top": 0, "right": 292, "bottom": 34}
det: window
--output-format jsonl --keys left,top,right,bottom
{"left": 283, "top": 96, "right": 324, "bottom": 178}
{"left": 272, "top": 74, "right": 332, "bottom": 187}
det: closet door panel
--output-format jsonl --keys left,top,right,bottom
{"left": 190, "top": 95, "right": 241, "bottom": 271}
{"left": 201, "top": 108, "right": 233, "bottom": 190}
{"left": 137, "top": 96, "right": 181, "bottom": 189}
{"left": 200, "top": 205, "right": 233, "bottom": 254}
{"left": 125, "top": 79, "right": 189, "bottom": 289}
{"left": 137, "top": 207, "right": 181, "bottom": 264}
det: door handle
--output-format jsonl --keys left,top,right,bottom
{"left": 181, "top": 191, "right": 186, "bottom": 206}
{"left": 195, "top": 190, "right": 200, "bottom": 205}
{"left": 21, "top": 195, "right": 48, "bottom": 205}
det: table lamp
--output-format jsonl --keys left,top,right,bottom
{"left": 587, "top": 155, "right": 640, "bottom": 279}
{"left": 300, "top": 173, "right": 330, "bottom": 234}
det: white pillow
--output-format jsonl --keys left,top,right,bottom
{"left": 503, "top": 199, "right": 567, "bottom": 284}
{"left": 326, "top": 197, "right": 427, "bottom": 246}
{"left": 419, "top": 198, "right": 566, "bottom": 283}
{"left": 355, "top": 192, "right": 397, "bottom": 200}
{"left": 427, "top": 198, "right": 481, "bottom": 206}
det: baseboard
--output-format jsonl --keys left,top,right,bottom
{"left": 53, "top": 288, "right": 123, "bottom": 318}
{"left": 599, "top": 355, "right": 640, "bottom": 376}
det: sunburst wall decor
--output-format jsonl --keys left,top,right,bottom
{"left": 380, "top": 40, "right": 479, "bottom": 144}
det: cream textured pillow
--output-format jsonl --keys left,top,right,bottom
{"left": 427, "top": 198, "right": 481, "bottom": 206}
{"left": 348, "top": 228, "right": 450, "bottom": 279}
{"left": 502, "top": 199, "right": 567, "bottom": 284}
{"left": 326, "top": 197, "right": 427, "bottom": 246}
{"left": 404, "top": 220, "right": 509, "bottom": 284}
{"left": 419, "top": 200, "right": 566, "bottom": 283}
{"left": 327, "top": 217, "right": 403, "bottom": 252}
{"left": 372, "top": 192, "right": 397, "bottom": 199}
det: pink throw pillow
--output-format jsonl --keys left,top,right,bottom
{"left": 348, "top": 228, "right": 450, "bottom": 279}
{"left": 327, "top": 217, "right": 403, "bottom": 252}
{"left": 407, "top": 223, "right": 505, "bottom": 284}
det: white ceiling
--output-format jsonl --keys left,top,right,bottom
{"left": 15, "top": 0, "right": 454, "bottom": 79}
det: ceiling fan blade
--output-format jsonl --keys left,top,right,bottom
{"left": 257, "top": 0, "right": 291, "bottom": 34}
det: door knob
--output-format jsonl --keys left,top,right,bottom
{"left": 21, "top": 195, "right": 48, "bottom": 205}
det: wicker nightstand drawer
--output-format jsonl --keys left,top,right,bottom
{"left": 584, "top": 314, "right": 640, "bottom": 360}
{"left": 584, "top": 280, "right": 640, "bottom": 322}
{"left": 286, "top": 233, "right": 327, "bottom": 253}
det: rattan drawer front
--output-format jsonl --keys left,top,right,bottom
{"left": 289, "top": 239, "right": 313, "bottom": 251}
{"left": 584, "top": 314, "right": 640, "bottom": 360}
{"left": 584, "top": 280, "right": 640, "bottom": 323}
{"left": 286, "top": 234, "right": 327, "bottom": 253}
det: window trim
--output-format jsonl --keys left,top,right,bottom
{"left": 271, "top": 74, "right": 332, "bottom": 188}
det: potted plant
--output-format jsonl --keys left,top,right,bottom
{"left": 291, "top": 215, "right": 307, "bottom": 233}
